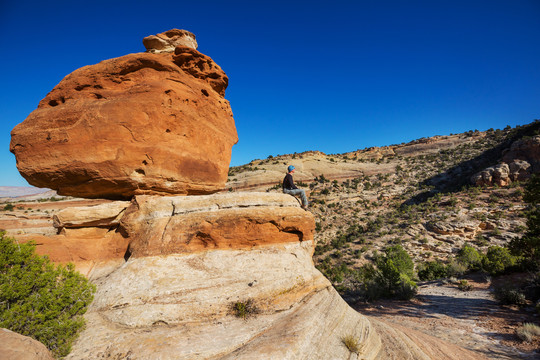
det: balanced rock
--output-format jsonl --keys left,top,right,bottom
{"left": 10, "top": 30, "right": 237, "bottom": 199}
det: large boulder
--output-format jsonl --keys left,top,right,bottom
{"left": 10, "top": 30, "right": 238, "bottom": 199}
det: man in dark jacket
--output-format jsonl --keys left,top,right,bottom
{"left": 283, "top": 165, "right": 308, "bottom": 209}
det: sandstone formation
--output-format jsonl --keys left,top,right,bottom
{"left": 53, "top": 201, "right": 129, "bottom": 229}
{"left": 57, "top": 192, "right": 483, "bottom": 360}
{"left": 121, "top": 193, "right": 314, "bottom": 257}
{"left": 0, "top": 328, "right": 55, "bottom": 360}
{"left": 10, "top": 30, "right": 237, "bottom": 199}
{"left": 143, "top": 29, "right": 198, "bottom": 52}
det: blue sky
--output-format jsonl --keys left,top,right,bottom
{"left": 1, "top": 0, "right": 539, "bottom": 186}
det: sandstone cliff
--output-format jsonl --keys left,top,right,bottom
{"left": 52, "top": 192, "right": 482, "bottom": 360}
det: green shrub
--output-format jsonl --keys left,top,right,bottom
{"left": 374, "top": 245, "right": 417, "bottom": 299}
{"left": 377, "top": 245, "right": 415, "bottom": 280}
{"left": 456, "top": 244, "right": 483, "bottom": 270}
{"left": 394, "top": 275, "right": 418, "bottom": 300}
{"left": 0, "top": 232, "right": 95, "bottom": 357}
{"left": 417, "top": 261, "right": 448, "bottom": 281}
{"left": 457, "top": 279, "right": 473, "bottom": 291}
{"left": 493, "top": 285, "right": 527, "bottom": 306}
{"left": 509, "top": 174, "right": 540, "bottom": 266}
{"left": 445, "top": 260, "right": 468, "bottom": 277}
{"left": 482, "top": 246, "right": 516, "bottom": 275}
{"left": 3, "top": 203, "right": 14, "bottom": 211}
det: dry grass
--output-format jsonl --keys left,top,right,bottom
{"left": 341, "top": 334, "right": 360, "bottom": 354}
{"left": 516, "top": 323, "right": 540, "bottom": 342}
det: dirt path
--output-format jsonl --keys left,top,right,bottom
{"left": 354, "top": 275, "right": 539, "bottom": 359}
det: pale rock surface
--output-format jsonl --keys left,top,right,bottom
{"left": 143, "top": 29, "right": 198, "bottom": 52}
{"left": 53, "top": 200, "right": 129, "bottom": 229}
{"left": 10, "top": 30, "right": 237, "bottom": 199}
{"left": 0, "top": 328, "right": 54, "bottom": 360}
{"left": 65, "top": 192, "right": 484, "bottom": 359}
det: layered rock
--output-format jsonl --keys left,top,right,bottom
{"left": 60, "top": 192, "right": 483, "bottom": 360}
{"left": 10, "top": 30, "right": 237, "bottom": 199}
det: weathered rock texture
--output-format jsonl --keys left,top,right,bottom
{"left": 10, "top": 30, "right": 237, "bottom": 199}
{"left": 143, "top": 29, "right": 198, "bottom": 52}
{"left": 60, "top": 193, "right": 483, "bottom": 359}
{"left": 472, "top": 135, "right": 540, "bottom": 186}
{"left": 121, "top": 193, "right": 314, "bottom": 257}
{"left": 0, "top": 328, "right": 55, "bottom": 360}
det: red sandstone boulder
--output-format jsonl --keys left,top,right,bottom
{"left": 10, "top": 30, "right": 238, "bottom": 199}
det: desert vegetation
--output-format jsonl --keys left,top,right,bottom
{"left": 0, "top": 232, "right": 95, "bottom": 357}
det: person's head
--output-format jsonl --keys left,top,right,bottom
{"left": 287, "top": 165, "right": 295, "bottom": 173}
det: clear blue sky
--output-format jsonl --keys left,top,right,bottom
{"left": 1, "top": 0, "right": 539, "bottom": 186}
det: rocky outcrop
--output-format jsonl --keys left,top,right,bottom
{"left": 502, "top": 135, "right": 540, "bottom": 170}
{"left": 143, "top": 29, "right": 198, "bottom": 52}
{"left": 472, "top": 135, "right": 540, "bottom": 186}
{"left": 53, "top": 201, "right": 129, "bottom": 229}
{"left": 0, "top": 328, "right": 55, "bottom": 360}
{"left": 56, "top": 192, "right": 484, "bottom": 360}
{"left": 121, "top": 193, "right": 313, "bottom": 257}
{"left": 10, "top": 30, "right": 238, "bottom": 200}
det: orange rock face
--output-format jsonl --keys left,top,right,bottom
{"left": 10, "top": 36, "right": 238, "bottom": 199}
{"left": 120, "top": 193, "right": 315, "bottom": 257}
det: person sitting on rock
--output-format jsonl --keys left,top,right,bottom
{"left": 283, "top": 165, "right": 309, "bottom": 210}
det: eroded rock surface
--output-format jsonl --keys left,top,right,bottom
{"left": 143, "top": 29, "right": 198, "bottom": 52}
{"left": 10, "top": 31, "right": 237, "bottom": 199}
{"left": 57, "top": 192, "right": 484, "bottom": 359}
{"left": 120, "top": 193, "right": 314, "bottom": 257}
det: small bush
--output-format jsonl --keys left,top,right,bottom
{"left": 395, "top": 276, "right": 418, "bottom": 300}
{"left": 417, "top": 261, "right": 448, "bottom": 281}
{"left": 516, "top": 323, "right": 540, "bottom": 342}
{"left": 456, "top": 244, "right": 483, "bottom": 270}
{"left": 457, "top": 279, "right": 473, "bottom": 291}
{"left": 493, "top": 285, "right": 527, "bottom": 306}
{"left": 482, "top": 246, "right": 516, "bottom": 275}
{"left": 0, "top": 232, "right": 95, "bottom": 357}
{"left": 446, "top": 260, "right": 468, "bottom": 277}
{"left": 3, "top": 203, "right": 14, "bottom": 211}
{"left": 341, "top": 334, "right": 360, "bottom": 354}
{"left": 231, "top": 299, "right": 258, "bottom": 320}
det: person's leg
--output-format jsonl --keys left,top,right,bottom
{"left": 284, "top": 188, "right": 308, "bottom": 207}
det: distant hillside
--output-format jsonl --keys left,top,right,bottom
{"left": 0, "top": 186, "right": 51, "bottom": 199}
{"left": 226, "top": 120, "right": 540, "bottom": 302}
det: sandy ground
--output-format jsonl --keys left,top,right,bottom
{"left": 355, "top": 274, "right": 540, "bottom": 359}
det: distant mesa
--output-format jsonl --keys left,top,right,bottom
{"left": 10, "top": 29, "right": 238, "bottom": 200}
{"left": 143, "top": 29, "right": 198, "bottom": 53}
